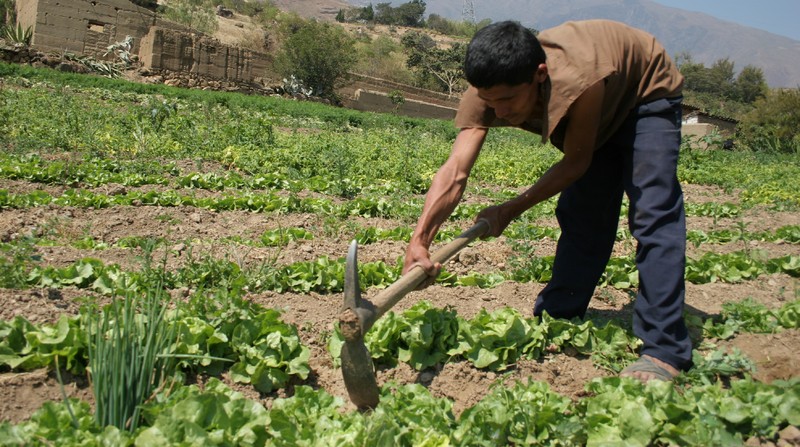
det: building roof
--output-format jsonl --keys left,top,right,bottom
{"left": 681, "top": 103, "right": 739, "bottom": 123}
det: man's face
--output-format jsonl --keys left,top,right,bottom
{"left": 476, "top": 82, "right": 538, "bottom": 125}
{"left": 474, "top": 64, "right": 548, "bottom": 126}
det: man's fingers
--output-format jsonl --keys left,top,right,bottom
{"left": 409, "top": 261, "right": 441, "bottom": 290}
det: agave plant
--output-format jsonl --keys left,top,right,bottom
{"left": 2, "top": 22, "right": 32, "bottom": 45}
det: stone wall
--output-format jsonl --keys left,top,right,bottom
{"left": 344, "top": 89, "right": 457, "bottom": 121}
{"left": 342, "top": 73, "right": 461, "bottom": 109}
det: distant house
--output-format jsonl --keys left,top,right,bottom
{"left": 681, "top": 104, "right": 738, "bottom": 140}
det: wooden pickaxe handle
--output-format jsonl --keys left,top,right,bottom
{"left": 361, "top": 218, "right": 490, "bottom": 332}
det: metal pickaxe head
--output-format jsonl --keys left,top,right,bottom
{"left": 340, "top": 240, "right": 380, "bottom": 410}
{"left": 338, "top": 220, "right": 490, "bottom": 411}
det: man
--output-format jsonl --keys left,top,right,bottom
{"left": 402, "top": 20, "right": 692, "bottom": 381}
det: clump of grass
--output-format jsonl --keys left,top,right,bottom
{"left": 84, "top": 281, "right": 178, "bottom": 432}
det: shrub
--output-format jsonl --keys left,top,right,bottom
{"left": 737, "top": 88, "right": 800, "bottom": 153}
{"left": 274, "top": 19, "right": 356, "bottom": 100}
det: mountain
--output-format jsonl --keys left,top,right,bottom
{"left": 345, "top": 0, "right": 800, "bottom": 88}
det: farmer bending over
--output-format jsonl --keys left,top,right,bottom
{"left": 403, "top": 20, "right": 692, "bottom": 381}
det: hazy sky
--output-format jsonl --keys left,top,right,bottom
{"left": 652, "top": 0, "right": 800, "bottom": 41}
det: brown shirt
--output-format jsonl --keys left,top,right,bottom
{"left": 455, "top": 20, "right": 684, "bottom": 149}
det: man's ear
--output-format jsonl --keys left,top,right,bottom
{"left": 534, "top": 63, "right": 548, "bottom": 83}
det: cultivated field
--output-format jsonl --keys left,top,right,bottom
{"left": 0, "top": 63, "right": 798, "bottom": 445}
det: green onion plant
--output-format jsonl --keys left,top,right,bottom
{"left": 85, "top": 279, "right": 178, "bottom": 432}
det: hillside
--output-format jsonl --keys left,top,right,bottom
{"left": 331, "top": 0, "right": 800, "bottom": 88}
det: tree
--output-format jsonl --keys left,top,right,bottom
{"left": 426, "top": 14, "right": 491, "bottom": 38}
{"left": 354, "top": 35, "right": 414, "bottom": 83}
{"left": 393, "top": 0, "right": 426, "bottom": 27}
{"left": 735, "top": 65, "right": 768, "bottom": 103}
{"left": 402, "top": 31, "right": 466, "bottom": 96}
{"left": 275, "top": 20, "right": 356, "bottom": 100}
{"left": 738, "top": 88, "right": 800, "bottom": 153}
{"left": 374, "top": 1, "right": 425, "bottom": 27}
{"left": 707, "top": 58, "right": 736, "bottom": 98}
{"left": 359, "top": 4, "right": 375, "bottom": 22}
{"left": 374, "top": 2, "right": 395, "bottom": 24}
{"left": 336, "top": 4, "right": 374, "bottom": 23}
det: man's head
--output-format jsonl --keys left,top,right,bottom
{"left": 465, "top": 21, "right": 546, "bottom": 89}
{"left": 465, "top": 21, "right": 548, "bottom": 125}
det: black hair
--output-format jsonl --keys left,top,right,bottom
{"left": 464, "top": 21, "right": 546, "bottom": 88}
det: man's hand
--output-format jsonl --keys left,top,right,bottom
{"left": 475, "top": 203, "right": 514, "bottom": 238}
{"left": 402, "top": 243, "right": 441, "bottom": 289}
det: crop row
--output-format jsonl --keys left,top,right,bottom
{"left": 0, "top": 288, "right": 310, "bottom": 393}
{"left": 0, "top": 151, "right": 767, "bottom": 220}
{"left": 2, "top": 247, "right": 797, "bottom": 299}
{"left": 3, "top": 293, "right": 798, "bottom": 389}
{"left": 0, "top": 153, "right": 429, "bottom": 198}
{"left": 2, "top": 65, "right": 799, "bottom": 209}
{"left": 0, "top": 153, "right": 775, "bottom": 220}
{"left": 3, "top": 374, "right": 798, "bottom": 446}
{"left": 2, "top": 296, "right": 798, "bottom": 446}
{"left": 24, "top": 223, "right": 800, "bottom": 256}
{"left": 0, "top": 188, "right": 758, "bottom": 226}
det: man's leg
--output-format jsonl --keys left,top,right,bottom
{"left": 623, "top": 97, "right": 693, "bottom": 372}
{"left": 533, "top": 147, "right": 624, "bottom": 319}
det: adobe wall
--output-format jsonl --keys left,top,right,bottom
{"left": 16, "top": 0, "right": 160, "bottom": 56}
{"left": 14, "top": 0, "right": 269, "bottom": 84}
{"left": 696, "top": 116, "right": 736, "bottom": 137}
{"left": 139, "top": 27, "right": 270, "bottom": 83}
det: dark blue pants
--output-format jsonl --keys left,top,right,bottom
{"left": 533, "top": 97, "right": 693, "bottom": 371}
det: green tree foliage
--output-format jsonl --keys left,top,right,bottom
{"left": 160, "top": 0, "right": 218, "bottom": 35}
{"left": 401, "top": 31, "right": 467, "bottom": 95}
{"left": 678, "top": 53, "right": 768, "bottom": 105}
{"left": 426, "top": 13, "right": 492, "bottom": 37}
{"left": 374, "top": 1, "right": 426, "bottom": 27}
{"left": 354, "top": 35, "right": 414, "bottom": 84}
{"left": 275, "top": 20, "right": 357, "bottom": 100}
{"left": 336, "top": 4, "right": 374, "bottom": 23}
{"left": 681, "top": 55, "right": 736, "bottom": 99}
{"left": 738, "top": 88, "right": 800, "bottom": 153}
{"left": 736, "top": 65, "right": 769, "bottom": 103}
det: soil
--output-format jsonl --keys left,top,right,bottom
{"left": 0, "top": 167, "right": 798, "bottom": 425}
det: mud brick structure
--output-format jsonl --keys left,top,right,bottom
{"left": 139, "top": 27, "right": 268, "bottom": 82}
{"left": 14, "top": 0, "right": 268, "bottom": 84}
{"left": 15, "top": 0, "right": 163, "bottom": 57}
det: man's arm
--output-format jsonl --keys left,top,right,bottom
{"left": 403, "top": 127, "right": 488, "bottom": 276}
{"left": 477, "top": 80, "right": 606, "bottom": 236}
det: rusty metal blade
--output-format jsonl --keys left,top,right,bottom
{"left": 340, "top": 241, "right": 380, "bottom": 409}
{"left": 339, "top": 309, "right": 379, "bottom": 410}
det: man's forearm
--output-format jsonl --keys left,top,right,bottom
{"left": 409, "top": 128, "right": 486, "bottom": 250}
{"left": 409, "top": 164, "right": 468, "bottom": 249}
{"left": 504, "top": 158, "right": 589, "bottom": 219}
